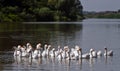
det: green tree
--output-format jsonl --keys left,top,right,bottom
{"left": 0, "top": 0, "right": 84, "bottom": 22}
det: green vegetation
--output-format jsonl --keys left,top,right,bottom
{"left": 84, "top": 10, "right": 120, "bottom": 19}
{"left": 0, "top": 0, "right": 84, "bottom": 22}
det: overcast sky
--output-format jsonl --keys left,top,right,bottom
{"left": 80, "top": 0, "right": 120, "bottom": 12}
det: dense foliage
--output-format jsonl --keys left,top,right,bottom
{"left": 0, "top": 0, "right": 84, "bottom": 22}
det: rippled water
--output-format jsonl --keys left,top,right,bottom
{"left": 0, "top": 19, "right": 120, "bottom": 71}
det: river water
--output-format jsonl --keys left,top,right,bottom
{"left": 0, "top": 19, "right": 120, "bottom": 71}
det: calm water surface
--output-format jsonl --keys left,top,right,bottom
{"left": 0, "top": 19, "right": 120, "bottom": 71}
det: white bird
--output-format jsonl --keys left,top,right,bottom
{"left": 32, "top": 49, "right": 39, "bottom": 59}
{"left": 62, "top": 46, "right": 69, "bottom": 59}
{"left": 32, "top": 45, "right": 41, "bottom": 59}
{"left": 57, "top": 50, "right": 63, "bottom": 61}
{"left": 26, "top": 45, "right": 33, "bottom": 57}
{"left": 55, "top": 49, "right": 63, "bottom": 59}
{"left": 89, "top": 49, "right": 97, "bottom": 58}
{"left": 71, "top": 45, "right": 89, "bottom": 60}
{"left": 46, "top": 45, "right": 51, "bottom": 56}
{"left": 13, "top": 45, "right": 22, "bottom": 57}
{"left": 42, "top": 44, "right": 48, "bottom": 57}
{"left": 36, "top": 43, "right": 41, "bottom": 49}
{"left": 73, "top": 45, "right": 80, "bottom": 59}
{"left": 36, "top": 43, "right": 42, "bottom": 58}
{"left": 42, "top": 44, "right": 51, "bottom": 57}
{"left": 97, "top": 50, "right": 102, "bottom": 56}
{"left": 104, "top": 47, "right": 113, "bottom": 56}
{"left": 70, "top": 48, "right": 75, "bottom": 59}
{"left": 50, "top": 48, "right": 55, "bottom": 58}
{"left": 81, "top": 53, "right": 90, "bottom": 59}
{"left": 20, "top": 46, "right": 27, "bottom": 57}
{"left": 79, "top": 48, "right": 90, "bottom": 59}
{"left": 55, "top": 45, "right": 61, "bottom": 57}
{"left": 26, "top": 44, "right": 32, "bottom": 53}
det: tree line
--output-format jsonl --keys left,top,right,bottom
{"left": 0, "top": 0, "right": 84, "bottom": 22}
{"left": 84, "top": 10, "right": 120, "bottom": 19}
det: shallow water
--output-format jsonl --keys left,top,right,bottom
{"left": 0, "top": 19, "right": 120, "bottom": 71}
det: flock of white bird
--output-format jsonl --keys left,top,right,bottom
{"left": 13, "top": 43, "right": 113, "bottom": 60}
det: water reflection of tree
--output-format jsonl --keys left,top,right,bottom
{"left": 0, "top": 23, "right": 82, "bottom": 51}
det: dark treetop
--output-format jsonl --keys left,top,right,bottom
{"left": 0, "top": 0, "right": 84, "bottom": 22}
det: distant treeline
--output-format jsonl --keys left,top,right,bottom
{"left": 0, "top": 0, "right": 84, "bottom": 22}
{"left": 84, "top": 10, "right": 120, "bottom": 19}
